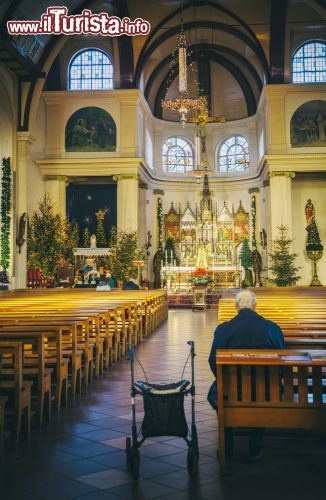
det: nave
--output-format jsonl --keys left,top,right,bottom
{"left": 0, "top": 309, "right": 324, "bottom": 500}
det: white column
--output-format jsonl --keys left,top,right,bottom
{"left": 44, "top": 176, "right": 68, "bottom": 214}
{"left": 113, "top": 174, "right": 139, "bottom": 232}
{"left": 270, "top": 171, "right": 295, "bottom": 241}
{"left": 15, "top": 132, "right": 36, "bottom": 289}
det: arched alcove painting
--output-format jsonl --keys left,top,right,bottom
{"left": 290, "top": 100, "right": 326, "bottom": 147}
{"left": 65, "top": 107, "right": 116, "bottom": 152}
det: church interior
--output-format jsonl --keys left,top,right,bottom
{"left": 0, "top": 1, "right": 325, "bottom": 499}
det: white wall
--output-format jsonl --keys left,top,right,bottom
{"left": 292, "top": 175, "right": 326, "bottom": 286}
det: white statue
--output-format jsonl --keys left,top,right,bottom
{"left": 90, "top": 234, "right": 97, "bottom": 249}
{"left": 196, "top": 242, "right": 208, "bottom": 269}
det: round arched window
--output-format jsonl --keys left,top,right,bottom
{"left": 162, "top": 137, "right": 194, "bottom": 173}
{"left": 292, "top": 41, "right": 326, "bottom": 83}
{"left": 68, "top": 48, "right": 114, "bottom": 90}
{"left": 217, "top": 136, "right": 249, "bottom": 172}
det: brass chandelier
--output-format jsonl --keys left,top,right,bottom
{"left": 161, "top": 30, "right": 205, "bottom": 127}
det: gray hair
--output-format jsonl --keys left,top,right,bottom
{"left": 235, "top": 290, "right": 256, "bottom": 310}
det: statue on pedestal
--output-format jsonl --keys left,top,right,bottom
{"left": 196, "top": 242, "right": 208, "bottom": 269}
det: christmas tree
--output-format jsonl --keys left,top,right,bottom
{"left": 109, "top": 227, "right": 146, "bottom": 282}
{"left": 83, "top": 227, "right": 91, "bottom": 248}
{"left": 268, "top": 225, "right": 301, "bottom": 286}
{"left": 240, "top": 238, "right": 253, "bottom": 269}
{"left": 306, "top": 219, "right": 323, "bottom": 251}
{"left": 239, "top": 237, "right": 253, "bottom": 286}
{"left": 62, "top": 219, "right": 79, "bottom": 263}
{"left": 27, "top": 194, "right": 64, "bottom": 280}
{"left": 96, "top": 209, "right": 107, "bottom": 248}
{"left": 164, "top": 237, "right": 179, "bottom": 265}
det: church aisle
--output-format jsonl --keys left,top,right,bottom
{"left": 0, "top": 310, "right": 324, "bottom": 500}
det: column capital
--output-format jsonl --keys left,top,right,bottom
{"left": 269, "top": 171, "right": 296, "bottom": 179}
{"left": 153, "top": 189, "right": 164, "bottom": 195}
{"left": 16, "top": 132, "right": 36, "bottom": 145}
{"left": 139, "top": 180, "right": 148, "bottom": 190}
{"left": 248, "top": 187, "right": 260, "bottom": 194}
{"left": 113, "top": 174, "right": 138, "bottom": 182}
{"left": 45, "top": 175, "right": 69, "bottom": 183}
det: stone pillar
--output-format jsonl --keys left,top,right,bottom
{"left": 269, "top": 171, "right": 296, "bottom": 241}
{"left": 44, "top": 176, "right": 68, "bottom": 214}
{"left": 113, "top": 174, "right": 139, "bottom": 232}
{"left": 15, "top": 132, "right": 36, "bottom": 289}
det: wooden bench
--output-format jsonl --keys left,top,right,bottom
{"left": 216, "top": 349, "right": 326, "bottom": 473}
{"left": 0, "top": 342, "right": 33, "bottom": 448}
{"left": 0, "top": 395, "right": 8, "bottom": 458}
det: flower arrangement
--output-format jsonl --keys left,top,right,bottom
{"left": 188, "top": 268, "right": 213, "bottom": 287}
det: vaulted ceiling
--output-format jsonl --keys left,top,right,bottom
{"left": 0, "top": 0, "right": 325, "bottom": 126}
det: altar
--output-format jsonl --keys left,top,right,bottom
{"left": 163, "top": 175, "right": 250, "bottom": 273}
{"left": 161, "top": 265, "right": 239, "bottom": 289}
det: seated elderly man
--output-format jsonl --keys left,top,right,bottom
{"left": 208, "top": 289, "right": 284, "bottom": 462}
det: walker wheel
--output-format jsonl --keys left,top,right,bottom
{"left": 125, "top": 436, "right": 140, "bottom": 480}
{"left": 187, "top": 449, "right": 199, "bottom": 478}
{"left": 130, "top": 449, "right": 140, "bottom": 480}
{"left": 125, "top": 436, "right": 132, "bottom": 467}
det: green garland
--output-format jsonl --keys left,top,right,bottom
{"left": 251, "top": 195, "right": 257, "bottom": 250}
{"left": 0, "top": 157, "right": 11, "bottom": 272}
{"left": 157, "top": 197, "right": 164, "bottom": 252}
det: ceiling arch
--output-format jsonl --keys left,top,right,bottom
{"left": 144, "top": 42, "right": 263, "bottom": 104}
{"left": 135, "top": 0, "right": 269, "bottom": 85}
{"left": 153, "top": 48, "right": 257, "bottom": 119}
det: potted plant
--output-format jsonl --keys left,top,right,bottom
{"left": 188, "top": 268, "right": 213, "bottom": 288}
{"left": 306, "top": 218, "right": 323, "bottom": 286}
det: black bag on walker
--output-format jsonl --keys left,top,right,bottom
{"left": 135, "top": 381, "right": 189, "bottom": 438}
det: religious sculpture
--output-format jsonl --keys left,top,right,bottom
{"left": 153, "top": 250, "right": 164, "bottom": 289}
{"left": 16, "top": 212, "right": 27, "bottom": 254}
{"left": 305, "top": 199, "right": 315, "bottom": 227}
{"left": 252, "top": 248, "right": 263, "bottom": 286}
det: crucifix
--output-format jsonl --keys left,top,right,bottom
{"left": 187, "top": 98, "right": 226, "bottom": 140}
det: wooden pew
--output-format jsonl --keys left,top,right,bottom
{"left": 0, "top": 395, "right": 8, "bottom": 458}
{"left": 0, "top": 342, "right": 33, "bottom": 448}
{"left": 216, "top": 349, "right": 326, "bottom": 473}
{"left": 0, "top": 330, "right": 52, "bottom": 427}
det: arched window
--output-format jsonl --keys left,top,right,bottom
{"left": 68, "top": 48, "right": 114, "bottom": 90}
{"left": 162, "top": 137, "right": 194, "bottom": 173}
{"left": 217, "top": 136, "right": 249, "bottom": 172}
{"left": 292, "top": 41, "right": 326, "bottom": 83}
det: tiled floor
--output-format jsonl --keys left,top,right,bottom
{"left": 0, "top": 309, "right": 325, "bottom": 500}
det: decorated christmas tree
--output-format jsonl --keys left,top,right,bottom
{"left": 109, "top": 227, "right": 146, "bottom": 283}
{"left": 27, "top": 194, "right": 64, "bottom": 281}
{"left": 164, "top": 237, "right": 179, "bottom": 265}
{"left": 96, "top": 209, "right": 107, "bottom": 248}
{"left": 239, "top": 237, "right": 253, "bottom": 286}
{"left": 83, "top": 227, "right": 91, "bottom": 248}
{"left": 306, "top": 219, "right": 323, "bottom": 251}
{"left": 62, "top": 219, "right": 79, "bottom": 263}
{"left": 268, "top": 225, "right": 301, "bottom": 287}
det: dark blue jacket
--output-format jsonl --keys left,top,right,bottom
{"left": 208, "top": 308, "right": 285, "bottom": 376}
{"left": 122, "top": 281, "right": 140, "bottom": 290}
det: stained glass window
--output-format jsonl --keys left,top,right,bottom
{"left": 217, "top": 136, "right": 249, "bottom": 172}
{"left": 292, "top": 41, "right": 326, "bottom": 83}
{"left": 68, "top": 49, "right": 114, "bottom": 90}
{"left": 162, "top": 137, "right": 194, "bottom": 173}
